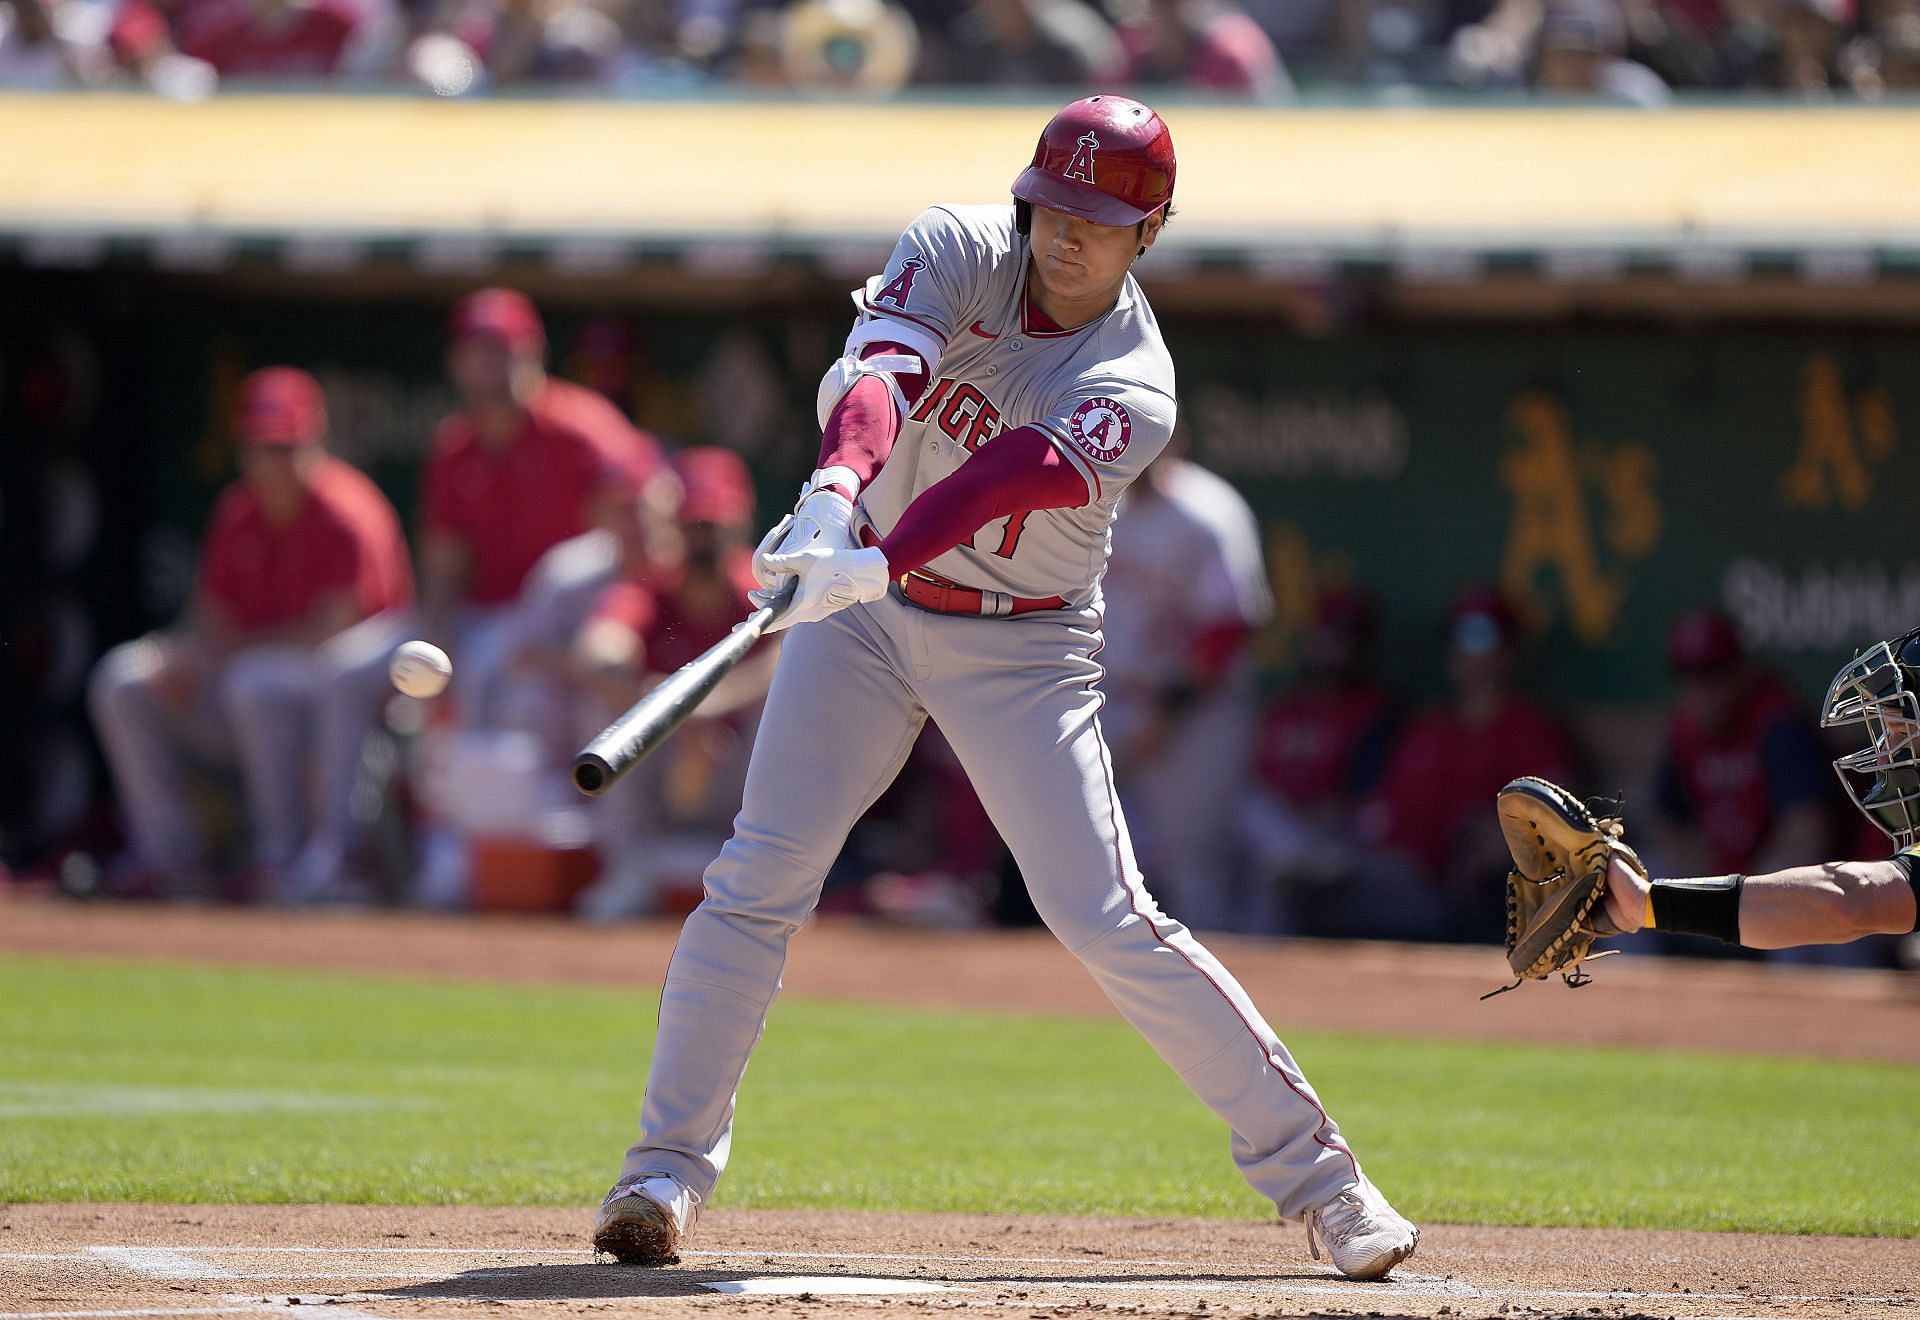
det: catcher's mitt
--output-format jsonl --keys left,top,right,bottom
{"left": 1483, "top": 776, "right": 1647, "bottom": 997}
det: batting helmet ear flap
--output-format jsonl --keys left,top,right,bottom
{"left": 1134, "top": 203, "right": 1172, "bottom": 259}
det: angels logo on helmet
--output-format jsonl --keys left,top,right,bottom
{"left": 1067, "top": 396, "right": 1132, "bottom": 463}
{"left": 1063, "top": 131, "right": 1099, "bottom": 185}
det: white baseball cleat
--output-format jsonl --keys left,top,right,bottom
{"left": 592, "top": 1172, "right": 701, "bottom": 1265}
{"left": 1305, "top": 1177, "right": 1419, "bottom": 1281}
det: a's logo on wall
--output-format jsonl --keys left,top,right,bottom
{"left": 1500, "top": 390, "right": 1661, "bottom": 643}
{"left": 1063, "top": 132, "right": 1099, "bottom": 185}
{"left": 1068, "top": 396, "right": 1131, "bottom": 463}
{"left": 1780, "top": 353, "right": 1896, "bottom": 510}
{"left": 873, "top": 255, "right": 924, "bottom": 310}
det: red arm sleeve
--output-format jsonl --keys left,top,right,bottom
{"left": 815, "top": 340, "right": 931, "bottom": 494}
{"left": 876, "top": 425, "right": 1090, "bottom": 578}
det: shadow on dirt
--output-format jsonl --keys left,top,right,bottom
{"left": 370, "top": 1263, "right": 717, "bottom": 1299}
{"left": 363, "top": 1260, "right": 1331, "bottom": 1303}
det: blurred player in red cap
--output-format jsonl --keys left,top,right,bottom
{"left": 288, "top": 288, "right": 668, "bottom": 903}
{"left": 89, "top": 366, "right": 412, "bottom": 900}
{"left": 1358, "top": 584, "right": 1577, "bottom": 941}
{"left": 1644, "top": 608, "right": 1844, "bottom": 957}
{"left": 419, "top": 288, "right": 666, "bottom": 699}
{"left": 570, "top": 446, "right": 776, "bottom": 921}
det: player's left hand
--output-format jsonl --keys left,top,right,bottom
{"left": 758, "top": 545, "right": 891, "bottom": 633}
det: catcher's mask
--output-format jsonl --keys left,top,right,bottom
{"left": 1821, "top": 624, "right": 1920, "bottom": 849}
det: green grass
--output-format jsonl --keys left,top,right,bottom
{"left": 2, "top": 955, "right": 1915, "bottom": 1235}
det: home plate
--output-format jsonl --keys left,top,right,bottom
{"left": 702, "top": 1276, "right": 951, "bottom": 1296}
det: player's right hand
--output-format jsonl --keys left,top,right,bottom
{"left": 750, "top": 477, "right": 856, "bottom": 605}
{"left": 758, "top": 544, "right": 890, "bottom": 633}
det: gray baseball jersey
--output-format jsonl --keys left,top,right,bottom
{"left": 610, "top": 202, "right": 1374, "bottom": 1231}
{"left": 857, "top": 204, "right": 1178, "bottom": 607}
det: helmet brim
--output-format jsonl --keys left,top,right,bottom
{"left": 1012, "top": 166, "right": 1161, "bottom": 227}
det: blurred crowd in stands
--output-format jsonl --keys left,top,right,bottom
{"left": 5, "top": 285, "right": 1903, "bottom": 968}
{"left": 2, "top": 0, "right": 1917, "bottom": 102}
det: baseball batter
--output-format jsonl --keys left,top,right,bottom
{"left": 593, "top": 96, "right": 1419, "bottom": 1282}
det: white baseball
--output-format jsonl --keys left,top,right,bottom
{"left": 389, "top": 640, "right": 452, "bottom": 698}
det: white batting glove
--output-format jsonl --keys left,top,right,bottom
{"left": 759, "top": 545, "right": 891, "bottom": 634}
{"left": 749, "top": 468, "right": 859, "bottom": 608}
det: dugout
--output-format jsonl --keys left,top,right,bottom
{"left": 3, "top": 94, "right": 1919, "bottom": 870}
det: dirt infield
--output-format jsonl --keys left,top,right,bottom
{"left": 5, "top": 896, "right": 1919, "bottom": 1319}
{"left": 2, "top": 1204, "right": 1916, "bottom": 1320}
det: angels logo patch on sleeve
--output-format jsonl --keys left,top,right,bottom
{"left": 873, "top": 255, "right": 925, "bottom": 310}
{"left": 1067, "top": 397, "right": 1132, "bottom": 463}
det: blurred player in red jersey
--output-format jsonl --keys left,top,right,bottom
{"left": 569, "top": 447, "right": 776, "bottom": 921}
{"left": 1240, "top": 585, "right": 1400, "bottom": 935}
{"left": 89, "top": 367, "right": 412, "bottom": 900}
{"left": 289, "top": 288, "right": 667, "bottom": 902}
{"left": 417, "top": 288, "right": 665, "bottom": 683}
{"left": 1360, "top": 585, "right": 1577, "bottom": 941}
{"left": 1650, "top": 608, "right": 1836, "bottom": 882}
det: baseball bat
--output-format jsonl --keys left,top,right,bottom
{"left": 570, "top": 581, "right": 796, "bottom": 796}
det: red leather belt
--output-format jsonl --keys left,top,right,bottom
{"left": 896, "top": 568, "right": 1068, "bottom": 618}
{"left": 856, "top": 525, "right": 1067, "bottom": 617}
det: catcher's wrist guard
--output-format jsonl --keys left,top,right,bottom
{"left": 1898, "top": 853, "right": 1920, "bottom": 932}
{"left": 1486, "top": 775, "right": 1647, "bottom": 997}
{"left": 1646, "top": 875, "right": 1745, "bottom": 944}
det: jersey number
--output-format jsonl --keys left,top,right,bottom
{"left": 967, "top": 510, "right": 1030, "bottom": 559}
{"left": 913, "top": 376, "right": 1027, "bottom": 557}
{"left": 991, "top": 510, "right": 1031, "bottom": 558}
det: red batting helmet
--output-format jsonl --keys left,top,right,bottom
{"left": 1012, "top": 95, "right": 1175, "bottom": 228}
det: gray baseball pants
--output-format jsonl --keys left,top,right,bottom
{"left": 616, "top": 589, "right": 1364, "bottom": 1221}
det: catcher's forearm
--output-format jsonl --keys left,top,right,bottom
{"left": 1716, "top": 858, "right": 1919, "bottom": 947}
{"left": 1645, "top": 857, "right": 1920, "bottom": 946}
